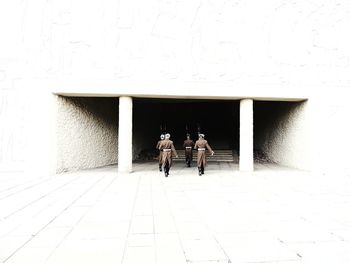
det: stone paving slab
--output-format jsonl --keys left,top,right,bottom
{"left": 0, "top": 163, "right": 350, "bottom": 262}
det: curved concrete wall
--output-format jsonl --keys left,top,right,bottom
{"left": 56, "top": 96, "right": 118, "bottom": 173}
{"left": 254, "top": 101, "right": 311, "bottom": 170}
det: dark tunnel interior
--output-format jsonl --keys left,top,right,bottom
{"left": 132, "top": 98, "right": 240, "bottom": 160}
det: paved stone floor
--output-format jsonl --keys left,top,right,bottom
{"left": 1, "top": 162, "right": 350, "bottom": 263}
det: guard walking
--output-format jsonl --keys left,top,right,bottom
{"left": 194, "top": 133, "right": 214, "bottom": 176}
{"left": 156, "top": 134, "right": 165, "bottom": 171}
{"left": 159, "top": 133, "right": 178, "bottom": 177}
{"left": 183, "top": 134, "right": 195, "bottom": 167}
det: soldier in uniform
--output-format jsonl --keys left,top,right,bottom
{"left": 159, "top": 133, "right": 178, "bottom": 177}
{"left": 194, "top": 133, "right": 214, "bottom": 176}
{"left": 183, "top": 134, "right": 195, "bottom": 167}
{"left": 156, "top": 134, "right": 165, "bottom": 171}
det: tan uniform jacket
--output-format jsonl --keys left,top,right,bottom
{"left": 194, "top": 139, "right": 213, "bottom": 167}
{"left": 159, "top": 139, "right": 178, "bottom": 167}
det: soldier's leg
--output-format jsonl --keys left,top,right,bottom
{"left": 167, "top": 162, "right": 170, "bottom": 175}
{"left": 185, "top": 151, "right": 189, "bottom": 167}
{"left": 201, "top": 164, "right": 204, "bottom": 174}
{"left": 164, "top": 162, "right": 168, "bottom": 177}
{"left": 164, "top": 160, "right": 169, "bottom": 177}
{"left": 198, "top": 160, "right": 202, "bottom": 176}
{"left": 159, "top": 152, "right": 163, "bottom": 172}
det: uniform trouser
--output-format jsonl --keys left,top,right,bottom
{"left": 158, "top": 151, "right": 163, "bottom": 168}
{"left": 197, "top": 150, "right": 206, "bottom": 173}
{"left": 162, "top": 152, "right": 172, "bottom": 173}
{"left": 164, "top": 161, "right": 170, "bottom": 173}
{"left": 185, "top": 149, "right": 192, "bottom": 165}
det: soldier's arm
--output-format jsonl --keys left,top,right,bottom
{"left": 156, "top": 141, "right": 160, "bottom": 149}
{"left": 194, "top": 141, "right": 198, "bottom": 149}
{"left": 206, "top": 142, "right": 214, "bottom": 155}
{"left": 171, "top": 143, "right": 178, "bottom": 158}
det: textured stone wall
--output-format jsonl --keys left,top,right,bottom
{"left": 56, "top": 96, "right": 118, "bottom": 173}
{"left": 254, "top": 101, "right": 311, "bottom": 170}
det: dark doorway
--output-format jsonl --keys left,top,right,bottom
{"left": 132, "top": 98, "right": 239, "bottom": 161}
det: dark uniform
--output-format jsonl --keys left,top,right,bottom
{"left": 194, "top": 134, "right": 214, "bottom": 176}
{"left": 156, "top": 135, "right": 165, "bottom": 171}
{"left": 159, "top": 134, "right": 178, "bottom": 177}
{"left": 183, "top": 135, "right": 195, "bottom": 167}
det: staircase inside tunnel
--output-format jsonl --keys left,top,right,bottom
{"left": 132, "top": 98, "right": 240, "bottom": 163}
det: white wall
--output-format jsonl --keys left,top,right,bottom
{"left": 56, "top": 96, "right": 118, "bottom": 173}
{"left": 1, "top": 0, "right": 350, "bottom": 175}
{"left": 310, "top": 88, "right": 350, "bottom": 175}
{"left": 0, "top": 82, "right": 55, "bottom": 176}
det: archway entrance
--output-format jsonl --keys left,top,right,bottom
{"left": 54, "top": 95, "right": 309, "bottom": 173}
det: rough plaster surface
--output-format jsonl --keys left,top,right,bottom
{"left": 254, "top": 101, "right": 311, "bottom": 171}
{"left": 1, "top": 0, "right": 350, "bottom": 174}
{"left": 56, "top": 96, "right": 118, "bottom": 173}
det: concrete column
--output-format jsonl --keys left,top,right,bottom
{"left": 118, "top": 96, "right": 133, "bottom": 173}
{"left": 239, "top": 99, "right": 254, "bottom": 172}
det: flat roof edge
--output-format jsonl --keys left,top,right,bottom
{"left": 53, "top": 92, "right": 308, "bottom": 102}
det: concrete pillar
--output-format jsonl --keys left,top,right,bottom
{"left": 239, "top": 99, "right": 254, "bottom": 172}
{"left": 118, "top": 96, "right": 133, "bottom": 173}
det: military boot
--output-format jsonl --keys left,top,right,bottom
{"left": 164, "top": 165, "right": 169, "bottom": 177}
{"left": 159, "top": 164, "right": 162, "bottom": 172}
{"left": 198, "top": 167, "right": 202, "bottom": 176}
{"left": 201, "top": 166, "right": 205, "bottom": 175}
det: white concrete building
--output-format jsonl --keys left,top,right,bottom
{"left": 1, "top": 0, "right": 350, "bottom": 176}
